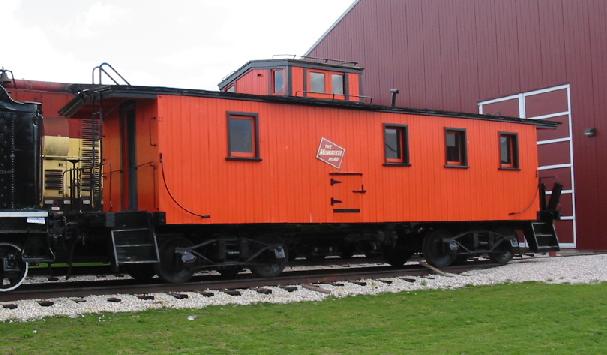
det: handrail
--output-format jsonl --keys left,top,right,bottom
{"left": 91, "top": 62, "right": 131, "bottom": 86}
{"left": 294, "top": 91, "right": 373, "bottom": 104}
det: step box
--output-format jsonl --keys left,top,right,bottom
{"left": 111, "top": 228, "right": 159, "bottom": 264}
{"left": 529, "top": 222, "right": 560, "bottom": 253}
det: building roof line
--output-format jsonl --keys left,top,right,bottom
{"left": 303, "top": 0, "right": 361, "bottom": 56}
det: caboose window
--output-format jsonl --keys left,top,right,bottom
{"left": 227, "top": 112, "right": 260, "bottom": 161}
{"left": 310, "top": 72, "right": 325, "bottom": 93}
{"left": 445, "top": 128, "right": 467, "bottom": 167}
{"left": 383, "top": 124, "right": 409, "bottom": 166}
{"left": 332, "top": 74, "right": 344, "bottom": 95}
{"left": 272, "top": 69, "right": 285, "bottom": 94}
{"left": 499, "top": 132, "right": 519, "bottom": 169}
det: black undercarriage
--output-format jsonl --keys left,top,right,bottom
{"left": 0, "top": 206, "right": 560, "bottom": 291}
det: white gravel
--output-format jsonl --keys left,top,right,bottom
{"left": 2, "top": 254, "right": 606, "bottom": 322}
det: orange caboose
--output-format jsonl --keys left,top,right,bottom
{"left": 62, "top": 83, "right": 559, "bottom": 283}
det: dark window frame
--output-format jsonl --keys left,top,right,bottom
{"left": 498, "top": 131, "right": 520, "bottom": 170}
{"left": 272, "top": 68, "right": 285, "bottom": 94}
{"left": 444, "top": 128, "right": 468, "bottom": 168}
{"left": 309, "top": 71, "right": 326, "bottom": 93}
{"left": 226, "top": 111, "right": 261, "bottom": 162}
{"left": 383, "top": 124, "right": 410, "bottom": 167}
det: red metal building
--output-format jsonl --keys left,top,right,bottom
{"left": 306, "top": 0, "right": 607, "bottom": 250}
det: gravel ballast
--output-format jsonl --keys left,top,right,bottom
{"left": 2, "top": 254, "right": 606, "bottom": 322}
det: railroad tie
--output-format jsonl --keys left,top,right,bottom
{"left": 302, "top": 284, "right": 331, "bottom": 294}
{"left": 418, "top": 262, "right": 457, "bottom": 277}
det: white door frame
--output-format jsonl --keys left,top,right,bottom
{"left": 478, "top": 84, "right": 576, "bottom": 249}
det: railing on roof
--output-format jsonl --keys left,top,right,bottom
{"left": 271, "top": 54, "right": 359, "bottom": 67}
{"left": 294, "top": 90, "right": 372, "bottom": 104}
{"left": 91, "top": 62, "right": 131, "bottom": 86}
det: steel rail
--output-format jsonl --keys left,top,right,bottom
{"left": 0, "top": 262, "right": 498, "bottom": 303}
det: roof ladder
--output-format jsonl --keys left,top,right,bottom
{"left": 91, "top": 62, "right": 131, "bottom": 86}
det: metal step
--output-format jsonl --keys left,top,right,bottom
{"left": 527, "top": 222, "right": 560, "bottom": 253}
{"left": 111, "top": 228, "right": 159, "bottom": 264}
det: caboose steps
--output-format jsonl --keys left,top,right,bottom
{"left": 527, "top": 222, "right": 560, "bottom": 253}
{"left": 105, "top": 212, "right": 161, "bottom": 265}
{"left": 110, "top": 228, "right": 159, "bottom": 264}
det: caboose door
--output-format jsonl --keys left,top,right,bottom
{"left": 120, "top": 103, "right": 138, "bottom": 211}
{"left": 329, "top": 172, "right": 366, "bottom": 215}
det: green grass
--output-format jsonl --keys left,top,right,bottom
{"left": 1, "top": 283, "right": 606, "bottom": 354}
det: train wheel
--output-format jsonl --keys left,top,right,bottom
{"left": 384, "top": 241, "right": 414, "bottom": 267}
{"left": 218, "top": 267, "right": 242, "bottom": 279}
{"left": 422, "top": 230, "right": 456, "bottom": 268}
{"left": 0, "top": 244, "right": 28, "bottom": 292}
{"left": 490, "top": 228, "right": 515, "bottom": 265}
{"left": 250, "top": 245, "right": 287, "bottom": 278}
{"left": 340, "top": 243, "right": 356, "bottom": 259}
{"left": 156, "top": 237, "right": 194, "bottom": 284}
{"left": 125, "top": 264, "right": 157, "bottom": 282}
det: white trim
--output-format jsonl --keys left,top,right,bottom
{"left": 477, "top": 93, "right": 525, "bottom": 118}
{"left": 546, "top": 190, "right": 573, "bottom": 195}
{"left": 538, "top": 164, "right": 571, "bottom": 171}
{"left": 0, "top": 211, "right": 48, "bottom": 218}
{"left": 519, "top": 94, "right": 526, "bottom": 119}
{"left": 537, "top": 137, "right": 571, "bottom": 145}
{"left": 523, "top": 84, "right": 571, "bottom": 97}
{"left": 516, "top": 242, "right": 576, "bottom": 249}
{"left": 527, "top": 111, "right": 569, "bottom": 121}
{"left": 304, "top": 0, "right": 361, "bottom": 56}
{"left": 479, "top": 84, "right": 577, "bottom": 248}
{"left": 565, "top": 85, "right": 577, "bottom": 246}
{"left": 478, "top": 94, "right": 520, "bottom": 106}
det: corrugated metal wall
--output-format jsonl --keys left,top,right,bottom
{"left": 308, "top": 0, "right": 607, "bottom": 249}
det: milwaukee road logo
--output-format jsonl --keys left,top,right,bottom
{"left": 316, "top": 137, "right": 346, "bottom": 169}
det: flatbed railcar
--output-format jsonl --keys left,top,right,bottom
{"left": 0, "top": 59, "right": 561, "bottom": 290}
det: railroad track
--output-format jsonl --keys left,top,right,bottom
{"left": 0, "top": 261, "right": 499, "bottom": 302}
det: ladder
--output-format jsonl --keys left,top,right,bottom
{"left": 79, "top": 117, "right": 102, "bottom": 207}
{"left": 526, "top": 221, "right": 560, "bottom": 253}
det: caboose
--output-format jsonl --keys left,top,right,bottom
{"left": 0, "top": 58, "right": 560, "bottom": 290}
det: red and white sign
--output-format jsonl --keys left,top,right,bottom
{"left": 316, "top": 137, "right": 345, "bottom": 169}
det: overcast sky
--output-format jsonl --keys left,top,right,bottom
{"left": 3, "top": 0, "right": 353, "bottom": 90}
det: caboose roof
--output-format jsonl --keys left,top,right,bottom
{"left": 60, "top": 85, "right": 558, "bottom": 128}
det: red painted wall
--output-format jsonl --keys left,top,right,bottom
{"left": 230, "top": 69, "right": 271, "bottom": 96}
{"left": 135, "top": 95, "right": 540, "bottom": 225}
{"left": 6, "top": 81, "right": 80, "bottom": 138}
{"left": 102, "top": 100, "right": 159, "bottom": 212}
{"left": 227, "top": 64, "right": 362, "bottom": 102}
{"left": 307, "top": 0, "right": 607, "bottom": 250}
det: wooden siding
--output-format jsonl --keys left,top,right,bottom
{"left": 102, "top": 100, "right": 159, "bottom": 212}
{"left": 105, "top": 95, "right": 547, "bottom": 225}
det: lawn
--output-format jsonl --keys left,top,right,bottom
{"left": 1, "top": 283, "right": 606, "bottom": 354}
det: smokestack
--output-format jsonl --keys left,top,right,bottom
{"left": 389, "top": 88, "right": 399, "bottom": 107}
